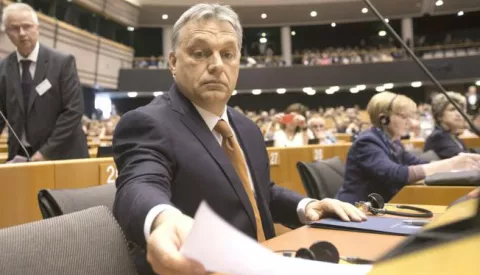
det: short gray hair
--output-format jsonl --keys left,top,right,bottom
{"left": 431, "top": 92, "right": 466, "bottom": 123}
{"left": 2, "top": 3, "right": 39, "bottom": 31}
{"left": 172, "top": 3, "right": 242, "bottom": 52}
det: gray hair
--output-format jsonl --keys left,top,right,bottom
{"left": 431, "top": 92, "right": 466, "bottom": 123}
{"left": 2, "top": 3, "right": 39, "bottom": 32}
{"left": 171, "top": 3, "right": 242, "bottom": 52}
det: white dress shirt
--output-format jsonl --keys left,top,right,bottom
{"left": 16, "top": 42, "right": 40, "bottom": 147}
{"left": 143, "top": 104, "right": 315, "bottom": 239}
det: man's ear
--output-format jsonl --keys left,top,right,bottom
{"left": 168, "top": 51, "right": 177, "bottom": 78}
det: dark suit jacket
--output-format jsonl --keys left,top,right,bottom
{"left": 336, "top": 128, "right": 427, "bottom": 204}
{"left": 113, "top": 84, "right": 304, "bottom": 274}
{"left": 424, "top": 126, "right": 468, "bottom": 159}
{"left": 0, "top": 44, "right": 88, "bottom": 161}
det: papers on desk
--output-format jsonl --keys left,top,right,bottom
{"left": 181, "top": 201, "right": 372, "bottom": 275}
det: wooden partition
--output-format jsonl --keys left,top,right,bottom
{"left": 390, "top": 185, "right": 475, "bottom": 205}
{"left": 54, "top": 158, "right": 115, "bottom": 189}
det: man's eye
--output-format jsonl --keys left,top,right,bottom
{"left": 192, "top": 51, "right": 206, "bottom": 58}
{"left": 222, "top": 52, "right": 234, "bottom": 60}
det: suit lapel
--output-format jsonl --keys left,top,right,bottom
{"left": 28, "top": 45, "right": 49, "bottom": 114}
{"left": 7, "top": 55, "right": 25, "bottom": 113}
{"left": 169, "top": 85, "right": 257, "bottom": 231}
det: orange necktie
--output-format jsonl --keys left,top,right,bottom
{"left": 214, "top": 119, "right": 266, "bottom": 242}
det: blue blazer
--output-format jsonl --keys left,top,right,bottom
{"left": 113, "top": 84, "right": 304, "bottom": 275}
{"left": 424, "top": 126, "right": 468, "bottom": 159}
{"left": 336, "top": 128, "right": 427, "bottom": 204}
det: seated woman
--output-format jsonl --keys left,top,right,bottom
{"left": 424, "top": 92, "right": 470, "bottom": 159}
{"left": 336, "top": 92, "right": 480, "bottom": 204}
{"left": 273, "top": 103, "right": 314, "bottom": 147}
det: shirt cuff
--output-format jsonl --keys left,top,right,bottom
{"left": 296, "top": 198, "right": 317, "bottom": 224}
{"left": 144, "top": 204, "right": 181, "bottom": 241}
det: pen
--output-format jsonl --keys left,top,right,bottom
{"left": 402, "top": 219, "right": 429, "bottom": 226}
{"left": 341, "top": 256, "right": 374, "bottom": 264}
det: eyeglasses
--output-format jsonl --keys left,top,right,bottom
{"left": 6, "top": 23, "right": 35, "bottom": 34}
{"left": 310, "top": 124, "right": 325, "bottom": 129}
{"left": 394, "top": 113, "right": 415, "bottom": 120}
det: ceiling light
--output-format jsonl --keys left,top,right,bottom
{"left": 303, "top": 87, "right": 313, "bottom": 93}
{"left": 252, "top": 89, "right": 262, "bottom": 95}
{"left": 261, "top": 13, "right": 267, "bottom": 19}
{"left": 350, "top": 87, "right": 359, "bottom": 94}
{"left": 411, "top": 81, "right": 422, "bottom": 88}
{"left": 261, "top": 32, "right": 266, "bottom": 37}
{"left": 310, "top": 11, "right": 317, "bottom": 17}
{"left": 276, "top": 88, "right": 286, "bottom": 94}
{"left": 153, "top": 91, "right": 163, "bottom": 97}
{"left": 356, "top": 85, "right": 366, "bottom": 90}
{"left": 385, "top": 18, "right": 389, "bottom": 23}
{"left": 376, "top": 86, "right": 385, "bottom": 92}
{"left": 435, "top": 0, "right": 443, "bottom": 7}
{"left": 162, "top": 14, "right": 168, "bottom": 20}
{"left": 331, "top": 22, "right": 336, "bottom": 27}
{"left": 475, "top": 80, "right": 480, "bottom": 86}
{"left": 379, "top": 30, "right": 387, "bottom": 37}
{"left": 232, "top": 90, "right": 237, "bottom": 95}
{"left": 291, "top": 31, "right": 296, "bottom": 36}
{"left": 329, "top": 86, "right": 340, "bottom": 92}
{"left": 362, "top": 8, "right": 368, "bottom": 14}
{"left": 306, "top": 89, "right": 316, "bottom": 95}
{"left": 127, "top": 26, "right": 134, "bottom": 32}
{"left": 325, "top": 89, "right": 335, "bottom": 95}
{"left": 458, "top": 11, "right": 464, "bottom": 16}
{"left": 127, "top": 92, "right": 138, "bottom": 97}
{"left": 384, "top": 83, "right": 394, "bottom": 89}
{"left": 259, "top": 37, "right": 267, "bottom": 44}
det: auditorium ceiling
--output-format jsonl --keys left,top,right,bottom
{"left": 134, "top": 0, "right": 480, "bottom": 27}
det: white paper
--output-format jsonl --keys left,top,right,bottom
{"left": 36, "top": 79, "right": 52, "bottom": 96}
{"left": 181, "top": 201, "right": 372, "bottom": 275}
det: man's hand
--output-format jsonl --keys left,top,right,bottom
{"left": 31, "top": 151, "right": 45, "bottom": 161}
{"left": 305, "top": 198, "right": 367, "bottom": 223}
{"left": 147, "top": 209, "right": 207, "bottom": 275}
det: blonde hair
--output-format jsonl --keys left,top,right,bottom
{"left": 367, "top": 91, "right": 417, "bottom": 127}
{"left": 431, "top": 92, "right": 466, "bottom": 123}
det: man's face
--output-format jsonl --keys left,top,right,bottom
{"left": 169, "top": 19, "right": 240, "bottom": 113}
{"left": 5, "top": 10, "right": 39, "bottom": 57}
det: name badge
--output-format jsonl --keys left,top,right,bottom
{"left": 36, "top": 79, "right": 52, "bottom": 96}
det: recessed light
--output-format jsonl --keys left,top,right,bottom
{"left": 261, "top": 32, "right": 266, "bottom": 37}
{"left": 411, "top": 81, "right": 422, "bottom": 88}
{"left": 331, "top": 22, "right": 336, "bottom": 27}
{"left": 306, "top": 89, "right": 316, "bottom": 95}
{"left": 232, "top": 90, "right": 237, "bottom": 95}
{"left": 127, "top": 26, "right": 134, "bottom": 32}
{"left": 362, "top": 8, "right": 368, "bottom": 14}
{"left": 475, "top": 80, "right": 480, "bottom": 86}
{"left": 458, "top": 11, "right": 464, "bottom": 16}
{"left": 385, "top": 18, "right": 389, "bottom": 23}
{"left": 376, "top": 86, "right": 385, "bottom": 92}
{"left": 303, "top": 87, "right": 313, "bottom": 93}
{"left": 261, "top": 13, "right": 267, "bottom": 19}
{"left": 276, "top": 88, "right": 286, "bottom": 94}
{"left": 162, "top": 14, "right": 168, "bottom": 20}
{"left": 384, "top": 83, "right": 394, "bottom": 89}
{"left": 252, "top": 89, "right": 262, "bottom": 95}
{"left": 325, "top": 89, "right": 335, "bottom": 95}
{"left": 350, "top": 87, "right": 359, "bottom": 94}
{"left": 127, "top": 92, "right": 138, "bottom": 97}
{"left": 153, "top": 91, "right": 163, "bottom": 97}
{"left": 259, "top": 37, "right": 267, "bottom": 44}
{"left": 291, "top": 31, "right": 296, "bottom": 36}
{"left": 356, "top": 85, "right": 367, "bottom": 90}
{"left": 435, "top": 0, "right": 443, "bottom": 7}
{"left": 310, "top": 11, "right": 317, "bottom": 17}
{"left": 379, "top": 30, "right": 387, "bottom": 37}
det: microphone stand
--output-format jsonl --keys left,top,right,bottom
{"left": 362, "top": 0, "right": 480, "bottom": 261}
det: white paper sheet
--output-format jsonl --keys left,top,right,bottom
{"left": 181, "top": 201, "right": 372, "bottom": 275}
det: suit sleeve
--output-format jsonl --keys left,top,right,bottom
{"left": 39, "top": 55, "right": 84, "bottom": 158}
{"left": 268, "top": 182, "right": 304, "bottom": 227}
{"left": 353, "top": 138, "right": 410, "bottom": 196}
{"left": 113, "top": 110, "right": 176, "bottom": 248}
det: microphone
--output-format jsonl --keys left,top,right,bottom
{"left": 0, "top": 109, "right": 31, "bottom": 161}
{"left": 362, "top": 0, "right": 480, "bottom": 137}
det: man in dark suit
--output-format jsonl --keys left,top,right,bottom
{"left": 0, "top": 3, "right": 88, "bottom": 161}
{"left": 113, "top": 4, "right": 366, "bottom": 275}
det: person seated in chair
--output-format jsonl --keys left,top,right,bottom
{"left": 336, "top": 92, "right": 480, "bottom": 204}
{"left": 424, "top": 92, "right": 470, "bottom": 159}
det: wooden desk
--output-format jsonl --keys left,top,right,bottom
{"left": 390, "top": 185, "right": 475, "bottom": 205}
{"left": 54, "top": 158, "right": 116, "bottom": 189}
{"left": 0, "top": 153, "right": 7, "bottom": 163}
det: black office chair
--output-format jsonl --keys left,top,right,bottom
{"left": 265, "top": 140, "right": 274, "bottom": 147}
{"left": 38, "top": 183, "right": 116, "bottom": 219}
{"left": 296, "top": 157, "right": 345, "bottom": 200}
{"left": 97, "top": 146, "right": 114, "bottom": 158}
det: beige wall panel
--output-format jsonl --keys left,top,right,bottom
{"left": 105, "top": 0, "right": 139, "bottom": 27}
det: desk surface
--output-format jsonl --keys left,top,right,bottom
{"left": 263, "top": 204, "right": 446, "bottom": 261}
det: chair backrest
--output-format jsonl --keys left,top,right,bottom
{"left": 296, "top": 157, "right": 345, "bottom": 199}
{"left": 0, "top": 206, "right": 138, "bottom": 275}
{"left": 38, "top": 183, "right": 116, "bottom": 219}
{"left": 97, "top": 146, "right": 114, "bottom": 157}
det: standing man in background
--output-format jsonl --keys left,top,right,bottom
{"left": 0, "top": 3, "right": 88, "bottom": 161}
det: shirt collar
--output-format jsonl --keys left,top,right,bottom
{"left": 16, "top": 42, "right": 40, "bottom": 63}
{"left": 193, "top": 104, "right": 229, "bottom": 131}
